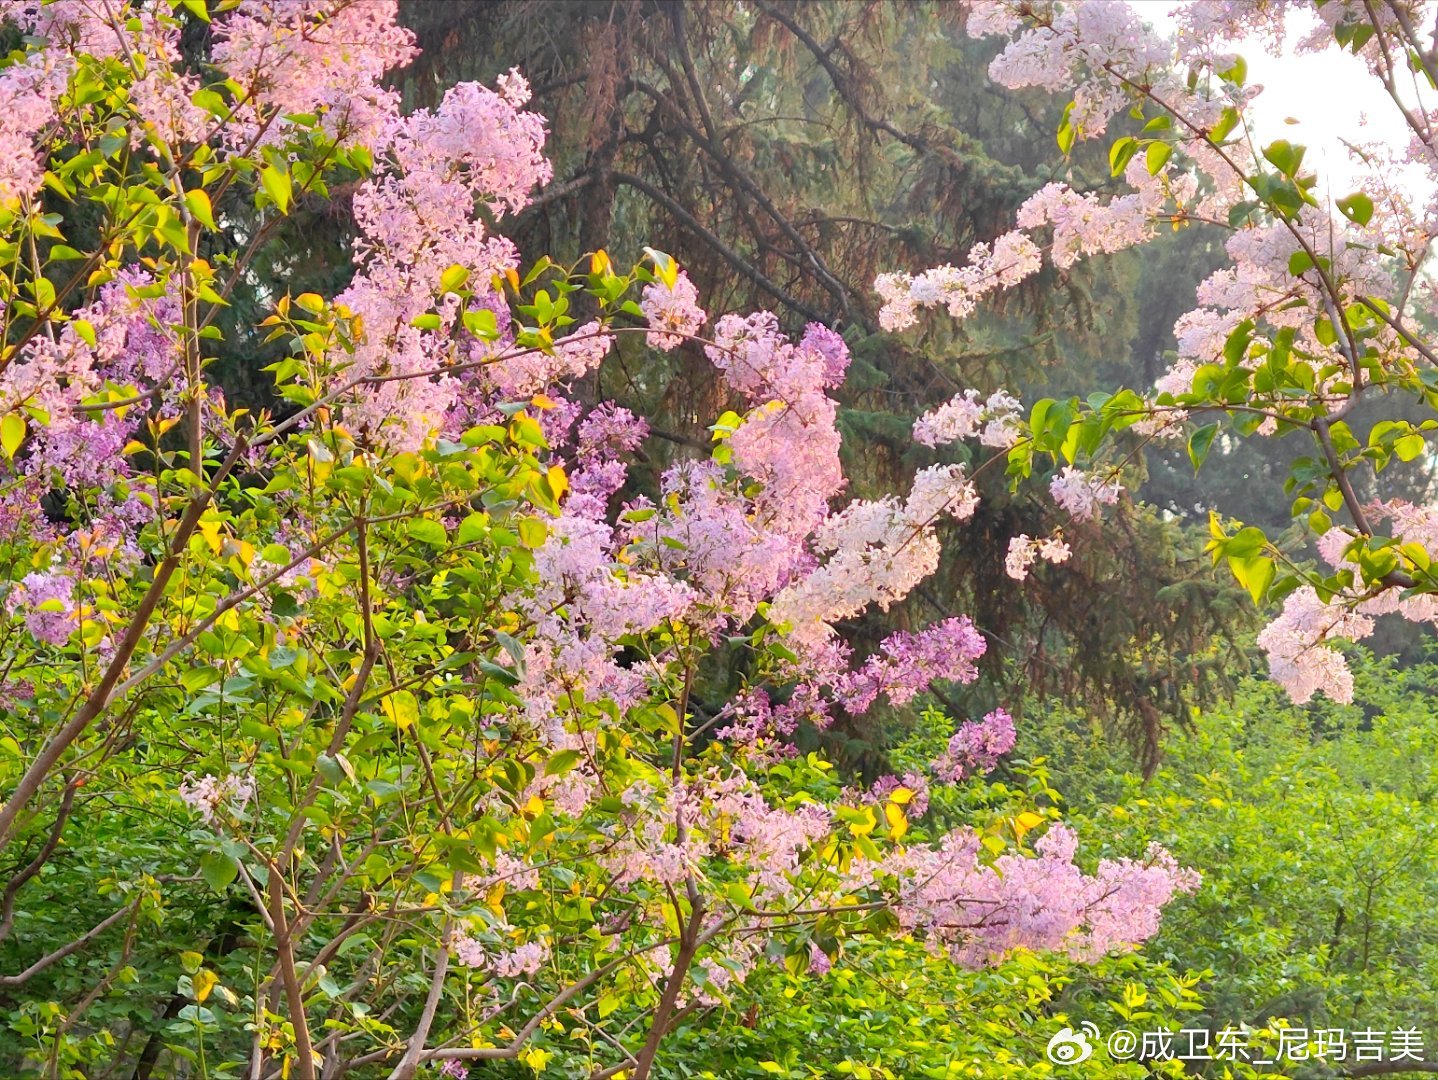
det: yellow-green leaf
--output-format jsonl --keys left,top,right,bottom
{"left": 185, "top": 188, "right": 217, "bottom": 230}
{"left": 439, "top": 264, "right": 470, "bottom": 294}
{"left": 517, "top": 517, "right": 548, "bottom": 549}
{"left": 1228, "top": 553, "right": 1275, "bottom": 604}
{"left": 260, "top": 164, "right": 291, "bottom": 214}
{"left": 382, "top": 690, "right": 420, "bottom": 730}
{"left": 1, "top": 413, "right": 25, "bottom": 459}
{"left": 192, "top": 968, "right": 219, "bottom": 1003}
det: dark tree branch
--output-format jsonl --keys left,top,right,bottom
{"left": 610, "top": 170, "right": 829, "bottom": 322}
{"left": 0, "top": 897, "right": 138, "bottom": 987}
{"left": 0, "top": 780, "right": 77, "bottom": 942}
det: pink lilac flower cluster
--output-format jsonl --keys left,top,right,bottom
{"left": 625, "top": 459, "right": 808, "bottom": 629}
{"left": 640, "top": 270, "right": 707, "bottom": 350}
{"left": 466, "top": 851, "right": 541, "bottom": 895}
{"left": 0, "top": 268, "right": 189, "bottom": 566}
{"left": 702, "top": 317, "right": 852, "bottom": 535}
{"left": 705, "top": 314, "right": 849, "bottom": 404}
{"left": 1256, "top": 498, "right": 1438, "bottom": 705}
{"left": 0, "top": 2, "right": 219, "bottom": 186}
{"left": 1015, "top": 170, "right": 1160, "bottom": 269}
{"left": 451, "top": 935, "right": 551, "bottom": 978}
{"left": 832, "top": 618, "right": 987, "bottom": 713}
{"left": 912, "top": 388, "right": 1024, "bottom": 449}
{"left": 718, "top": 788, "right": 834, "bottom": 897}
{"left": 0, "top": 52, "right": 65, "bottom": 203}
{"left": 2, "top": 269, "right": 179, "bottom": 458}
{"left": 932, "top": 709, "right": 1016, "bottom": 783}
{"left": 1004, "top": 533, "right": 1072, "bottom": 581}
{"left": 693, "top": 952, "right": 759, "bottom": 1005}
{"left": 808, "top": 943, "right": 832, "bottom": 975}
{"left": 578, "top": 403, "right": 650, "bottom": 459}
{"left": 212, "top": 0, "right": 418, "bottom": 149}
{"left": 493, "top": 322, "right": 614, "bottom": 402}
{"left": 714, "top": 686, "right": 831, "bottom": 752}
{"left": 4, "top": 570, "right": 76, "bottom": 646}
{"left": 971, "top": 2, "right": 1172, "bottom": 138}
{"left": 178, "top": 772, "right": 257, "bottom": 825}
{"left": 330, "top": 65, "right": 555, "bottom": 447}
{"left": 541, "top": 319, "right": 853, "bottom": 689}
{"left": 1256, "top": 587, "right": 1371, "bottom": 705}
{"left": 875, "top": 148, "right": 1191, "bottom": 332}
{"left": 567, "top": 404, "right": 649, "bottom": 514}
{"left": 512, "top": 508, "right": 703, "bottom": 720}
{"left": 875, "top": 232, "right": 1041, "bottom": 330}
{"left": 1049, "top": 466, "right": 1121, "bottom": 521}
{"left": 769, "top": 464, "right": 979, "bottom": 656}
{"left": 870, "top": 823, "right": 1200, "bottom": 967}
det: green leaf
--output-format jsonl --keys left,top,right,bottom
{"left": 1108, "top": 137, "right": 1138, "bottom": 177}
{"left": 1227, "top": 200, "right": 1258, "bottom": 227}
{"left": 463, "top": 306, "right": 499, "bottom": 340}
{"left": 1146, "top": 141, "right": 1172, "bottom": 175}
{"left": 1188, "top": 423, "right": 1219, "bottom": 470}
{"left": 1209, "top": 107, "right": 1241, "bottom": 145}
{"left": 407, "top": 518, "right": 448, "bottom": 547}
{"left": 478, "top": 660, "right": 519, "bottom": 687}
{"left": 1229, "top": 554, "right": 1276, "bottom": 604}
{"left": 544, "top": 749, "right": 582, "bottom": 776}
{"left": 382, "top": 690, "right": 420, "bottom": 729}
{"left": 643, "top": 247, "right": 679, "bottom": 288}
{"left": 1262, "top": 139, "right": 1306, "bottom": 178}
{"left": 185, "top": 188, "right": 217, "bottom": 230}
{"left": 1057, "top": 117, "right": 1076, "bottom": 156}
{"left": 457, "top": 512, "right": 489, "bottom": 545}
{"left": 1337, "top": 192, "right": 1374, "bottom": 227}
{"left": 1226, "top": 525, "right": 1269, "bottom": 558}
{"left": 1, "top": 413, "right": 25, "bottom": 459}
{"left": 1395, "top": 432, "right": 1426, "bottom": 461}
{"left": 1224, "top": 320, "right": 1255, "bottom": 366}
{"left": 517, "top": 517, "right": 548, "bottom": 549}
{"left": 316, "top": 753, "right": 346, "bottom": 786}
{"left": 439, "top": 264, "right": 470, "bottom": 294}
{"left": 260, "top": 164, "right": 292, "bottom": 214}
{"left": 199, "top": 852, "right": 239, "bottom": 894}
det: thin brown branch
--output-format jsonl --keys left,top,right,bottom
{"left": 0, "top": 896, "right": 138, "bottom": 987}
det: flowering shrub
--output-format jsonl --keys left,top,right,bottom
{"left": 882, "top": 0, "right": 1438, "bottom": 707}
{"left": 0, "top": 2, "right": 1197, "bottom": 1077}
